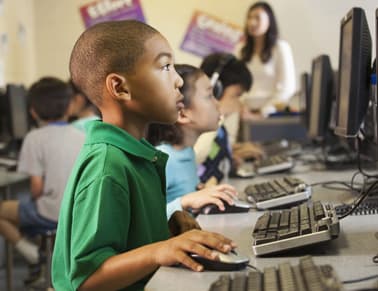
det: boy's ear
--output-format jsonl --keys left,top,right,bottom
{"left": 176, "top": 108, "right": 191, "bottom": 125}
{"left": 106, "top": 73, "right": 131, "bottom": 102}
{"left": 30, "top": 108, "right": 40, "bottom": 122}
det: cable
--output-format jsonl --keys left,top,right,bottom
{"left": 373, "top": 254, "right": 378, "bottom": 264}
{"left": 342, "top": 274, "right": 378, "bottom": 284}
{"left": 338, "top": 180, "right": 378, "bottom": 220}
{"left": 309, "top": 180, "right": 362, "bottom": 192}
{"left": 247, "top": 264, "right": 261, "bottom": 272}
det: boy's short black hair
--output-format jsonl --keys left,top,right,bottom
{"left": 146, "top": 64, "right": 205, "bottom": 146}
{"left": 28, "top": 77, "right": 73, "bottom": 121}
{"left": 69, "top": 20, "right": 159, "bottom": 106}
{"left": 200, "top": 52, "right": 253, "bottom": 92}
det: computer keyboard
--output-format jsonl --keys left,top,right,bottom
{"left": 335, "top": 195, "right": 378, "bottom": 216}
{"left": 0, "top": 156, "right": 18, "bottom": 168}
{"left": 245, "top": 176, "right": 311, "bottom": 209}
{"left": 208, "top": 256, "right": 344, "bottom": 291}
{"left": 252, "top": 201, "right": 340, "bottom": 256}
{"left": 254, "top": 155, "right": 294, "bottom": 175}
{"left": 262, "top": 140, "right": 303, "bottom": 157}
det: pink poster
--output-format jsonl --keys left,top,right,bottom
{"left": 180, "top": 10, "right": 243, "bottom": 57}
{"left": 80, "top": 0, "right": 146, "bottom": 28}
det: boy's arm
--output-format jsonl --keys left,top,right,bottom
{"left": 168, "top": 210, "right": 201, "bottom": 236}
{"left": 30, "top": 175, "right": 43, "bottom": 199}
{"left": 79, "top": 229, "right": 236, "bottom": 291}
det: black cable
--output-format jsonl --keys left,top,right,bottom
{"left": 247, "top": 264, "right": 261, "bottom": 272}
{"left": 310, "top": 180, "right": 362, "bottom": 192}
{"left": 342, "top": 274, "right": 378, "bottom": 284}
{"left": 338, "top": 180, "right": 378, "bottom": 220}
{"left": 373, "top": 254, "right": 378, "bottom": 264}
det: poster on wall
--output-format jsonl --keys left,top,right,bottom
{"left": 80, "top": 0, "right": 146, "bottom": 28}
{"left": 180, "top": 10, "right": 243, "bottom": 58}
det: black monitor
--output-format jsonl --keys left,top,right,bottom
{"left": 299, "top": 72, "right": 311, "bottom": 130}
{"left": 308, "top": 55, "right": 334, "bottom": 140}
{"left": 0, "top": 84, "right": 29, "bottom": 143}
{"left": 334, "top": 7, "right": 372, "bottom": 138}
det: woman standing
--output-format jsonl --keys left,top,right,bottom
{"left": 237, "top": 1, "right": 296, "bottom": 117}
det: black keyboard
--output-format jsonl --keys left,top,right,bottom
{"left": 254, "top": 155, "right": 294, "bottom": 175}
{"left": 252, "top": 201, "right": 340, "bottom": 256}
{"left": 209, "top": 256, "right": 343, "bottom": 291}
{"left": 245, "top": 176, "right": 311, "bottom": 209}
{"left": 335, "top": 195, "right": 378, "bottom": 216}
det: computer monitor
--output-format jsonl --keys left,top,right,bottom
{"left": 308, "top": 55, "right": 334, "bottom": 140}
{"left": 299, "top": 72, "right": 311, "bottom": 130}
{"left": 334, "top": 7, "right": 372, "bottom": 138}
{"left": 0, "top": 84, "right": 29, "bottom": 143}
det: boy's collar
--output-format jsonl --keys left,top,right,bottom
{"left": 86, "top": 120, "right": 165, "bottom": 162}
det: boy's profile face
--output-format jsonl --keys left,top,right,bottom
{"left": 185, "top": 74, "right": 220, "bottom": 133}
{"left": 125, "top": 34, "right": 184, "bottom": 124}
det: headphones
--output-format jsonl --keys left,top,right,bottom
{"left": 208, "top": 53, "right": 237, "bottom": 99}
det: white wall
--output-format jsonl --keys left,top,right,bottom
{"left": 0, "top": 0, "right": 36, "bottom": 85}
{"left": 3, "top": 0, "right": 378, "bottom": 86}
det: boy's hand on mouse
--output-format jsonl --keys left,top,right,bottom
{"left": 154, "top": 229, "right": 236, "bottom": 272}
{"left": 168, "top": 210, "right": 201, "bottom": 236}
{"left": 181, "top": 184, "right": 238, "bottom": 212}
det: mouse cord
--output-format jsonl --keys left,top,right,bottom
{"left": 247, "top": 264, "right": 261, "bottom": 273}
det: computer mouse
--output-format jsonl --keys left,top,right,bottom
{"left": 201, "top": 198, "right": 252, "bottom": 214}
{"left": 190, "top": 249, "right": 249, "bottom": 271}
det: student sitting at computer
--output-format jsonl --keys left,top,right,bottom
{"left": 0, "top": 77, "right": 85, "bottom": 267}
{"left": 52, "top": 21, "right": 237, "bottom": 291}
{"left": 194, "top": 53, "right": 264, "bottom": 185}
{"left": 236, "top": 1, "right": 296, "bottom": 117}
{"left": 146, "top": 64, "right": 238, "bottom": 218}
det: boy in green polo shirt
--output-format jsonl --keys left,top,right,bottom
{"left": 52, "top": 20, "right": 236, "bottom": 291}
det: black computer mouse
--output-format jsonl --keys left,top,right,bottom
{"left": 201, "top": 198, "right": 252, "bottom": 214}
{"left": 190, "top": 250, "right": 249, "bottom": 271}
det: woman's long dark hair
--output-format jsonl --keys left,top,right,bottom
{"left": 146, "top": 64, "right": 204, "bottom": 146}
{"left": 240, "top": 2, "right": 278, "bottom": 63}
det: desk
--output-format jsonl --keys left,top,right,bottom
{"left": 146, "top": 168, "right": 378, "bottom": 291}
{"left": 0, "top": 168, "right": 28, "bottom": 291}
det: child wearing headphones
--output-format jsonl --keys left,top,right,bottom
{"left": 146, "top": 64, "right": 238, "bottom": 218}
{"left": 195, "top": 53, "right": 264, "bottom": 185}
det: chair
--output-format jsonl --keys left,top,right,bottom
{"left": 22, "top": 228, "right": 56, "bottom": 290}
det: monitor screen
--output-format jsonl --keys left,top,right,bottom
{"left": 308, "top": 55, "right": 334, "bottom": 140}
{"left": 334, "top": 7, "right": 372, "bottom": 138}
{"left": 3, "top": 84, "right": 29, "bottom": 140}
{"left": 299, "top": 72, "right": 311, "bottom": 129}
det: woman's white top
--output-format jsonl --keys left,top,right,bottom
{"left": 237, "top": 39, "right": 296, "bottom": 116}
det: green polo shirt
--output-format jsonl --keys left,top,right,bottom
{"left": 52, "top": 121, "right": 170, "bottom": 291}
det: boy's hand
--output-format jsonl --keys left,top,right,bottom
{"left": 181, "top": 184, "right": 238, "bottom": 213}
{"left": 168, "top": 211, "right": 201, "bottom": 236}
{"left": 154, "top": 229, "right": 236, "bottom": 272}
{"left": 233, "top": 142, "right": 264, "bottom": 162}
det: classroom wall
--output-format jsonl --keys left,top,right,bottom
{"left": 2, "top": 0, "right": 378, "bottom": 87}
{"left": 0, "top": 0, "right": 36, "bottom": 85}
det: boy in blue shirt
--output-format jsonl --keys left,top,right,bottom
{"left": 52, "top": 20, "right": 236, "bottom": 291}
